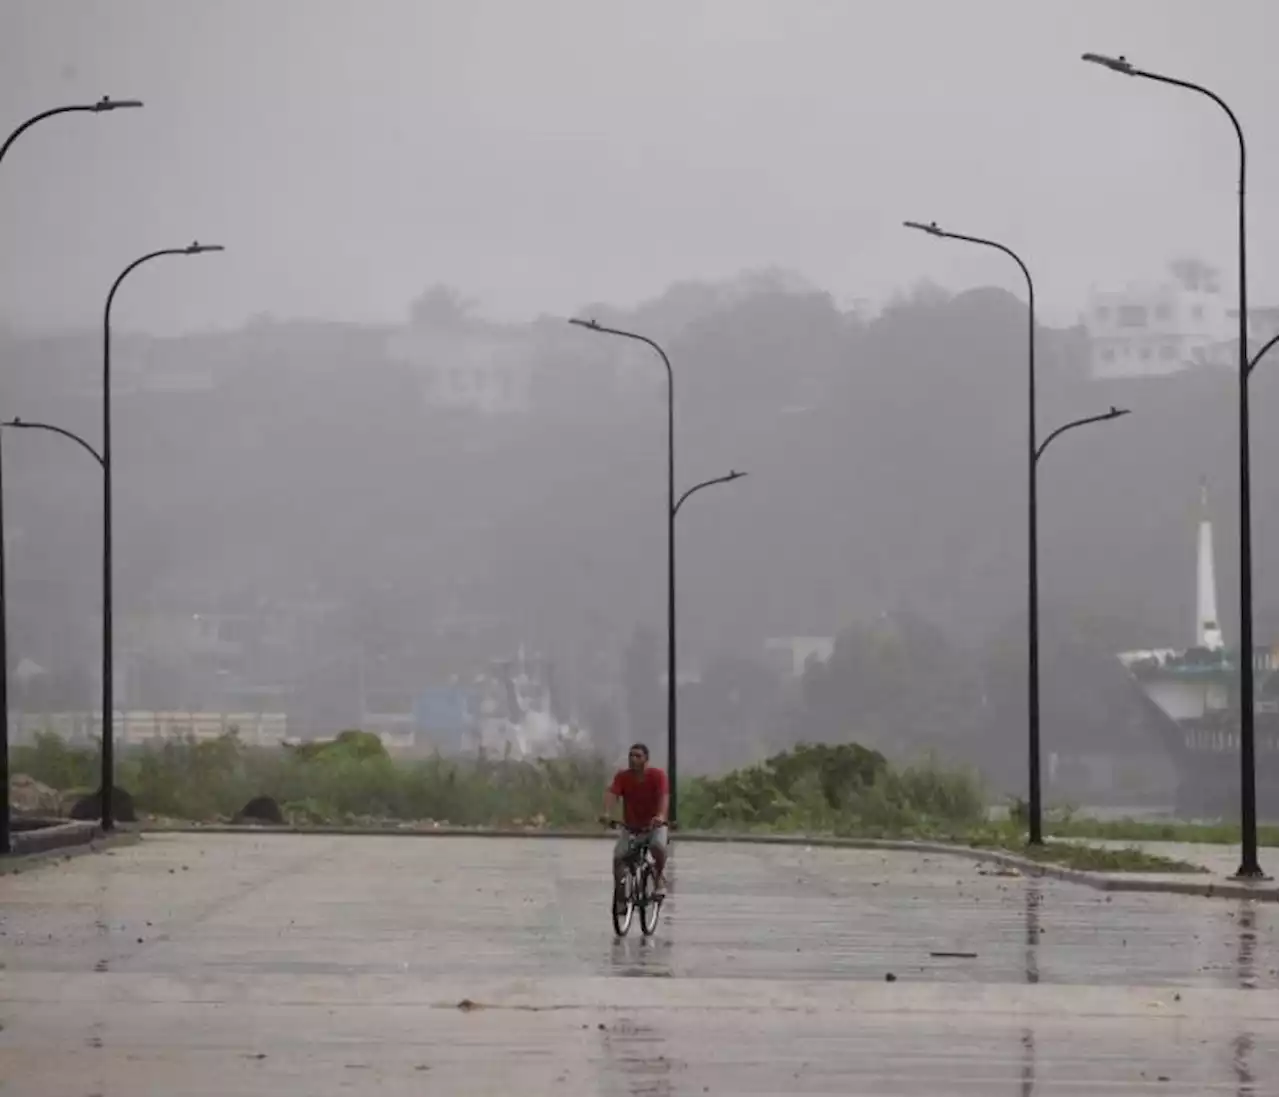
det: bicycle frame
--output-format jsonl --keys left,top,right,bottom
{"left": 609, "top": 823, "right": 662, "bottom": 937}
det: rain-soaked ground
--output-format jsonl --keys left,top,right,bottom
{"left": 0, "top": 833, "right": 1275, "bottom": 1094}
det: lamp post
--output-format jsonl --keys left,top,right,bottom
{"left": 1082, "top": 52, "right": 1263, "bottom": 879}
{"left": 100, "top": 243, "right": 223, "bottom": 829}
{"left": 1029, "top": 405, "right": 1132, "bottom": 837}
{"left": 670, "top": 469, "right": 747, "bottom": 819}
{"left": 903, "top": 219, "right": 1051, "bottom": 841}
{"left": 901, "top": 222, "right": 1134, "bottom": 841}
{"left": 3, "top": 418, "right": 103, "bottom": 762}
{"left": 568, "top": 318, "right": 746, "bottom": 824}
{"left": 0, "top": 95, "right": 142, "bottom": 855}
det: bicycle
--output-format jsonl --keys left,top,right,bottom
{"left": 604, "top": 819, "right": 663, "bottom": 937}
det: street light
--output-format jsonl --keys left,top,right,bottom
{"left": 903, "top": 222, "right": 1134, "bottom": 845}
{"left": 671, "top": 468, "right": 747, "bottom": 819}
{"left": 99, "top": 242, "right": 224, "bottom": 830}
{"left": 2, "top": 418, "right": 103, "bottom": 779}
{"left": 1034, "top": 405, "right": 1131, "bottom": 835}
{"left": 903, "top": 218, "right": 1048, "bottom": 841}
{"left": 1082, "top": 51, "right": 1264, "bottom": 879}
{"left": 568, "top": 318, "right": 746, "bottom": 824}
{"left": 0, "top": 94, "right": 143, "bottom": 855}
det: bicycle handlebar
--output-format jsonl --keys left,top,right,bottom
{"left": 600, "top": 817, "right": 672, "bottom": 833}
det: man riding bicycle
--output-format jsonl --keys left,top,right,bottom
{"left": 602, "top": 742, "right": 669, "bottom": 897}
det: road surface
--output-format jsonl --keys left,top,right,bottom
{"left": 1, "top": 833, "right": 1275, "bottom": 1094}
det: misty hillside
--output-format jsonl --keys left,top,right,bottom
{"left": 1, "top": 275, "right": 1272, "bottom": 706}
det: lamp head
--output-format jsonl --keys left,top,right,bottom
{"left": 94, "top": 96, "right": 144, "bottom": 111}
{"left": 1081, "top": 53, "right": 1135, "bottom": 75}
{"left": 903, "top": 220, "right": 943, "bottom": 236}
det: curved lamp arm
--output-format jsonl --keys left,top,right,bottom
{"left": 673, "top": 470, "right": 746, "bottom": 518}
{"left": 902, "top": 220, "right": 1034, "bottom": 302}
{"left": 568, "top": 317, "right": 674, "bottom": 387}
{"left": 0, "top": 97, "right": 142, "bottom": 167}
{"left": 106, "top": 241, "right": 225, "bottom": 321}
{"left": 1248, "top": 334, "right": 1277, "bottom": 378}
{"left": 5, "top": 418, "right": 104, "bottom": 466}
{"left": 1035, "top": 407, "right": 1130, "bottom": 464}
{"left": 1081, "top": 54, "right": 1245, "bottom": 185}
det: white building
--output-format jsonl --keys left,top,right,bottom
{"left": 1081, "top": 281, "right": 1277, "bottom": 380}
{"left": 763, "top": 636, "right": 834, "bottom": 679}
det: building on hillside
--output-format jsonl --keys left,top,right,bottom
{"left": 762, "top": 636, "right": 834, "bottom": 679}
{"left": 388, "top": 324, "right": 533, "bottom": 415}
{"left": 1081, "top": 280, "right": 1278, "bottom": 380}
{"left": 354, "top": 646, "right": 590, "bottom": 756}
{"left": 110, "top": 591, "right": 340, "bottom": 718}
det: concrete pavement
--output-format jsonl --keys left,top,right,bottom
{"left": 1, "top": 834, "right": 1275, "bottom": 1094}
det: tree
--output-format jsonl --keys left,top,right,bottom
{"left": 680, "top": 654, "right": 786, "bottom": 772}
{"left": 1168, "top": 257, "right": 1221, "bottom": 294}
{"left": 409, "top": 285, "right": 477, "bottom": 328}
{"left": 792, "top": 611, "right": 983, "bottom": 761}
{"left": 980, "top": 606, "right": 1177, "bottom": 802}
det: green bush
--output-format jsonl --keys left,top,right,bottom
{"left": 118, "top": 732, "right": 258, "bottom": 820}
{"left": 680, "top": 743, "right": 986, "bottom": 835}
{"left": 11, "top": 732, "right": 99, "bottom": 792}
{"left": 56, "top": 734, "right": 982, "bottom": 834}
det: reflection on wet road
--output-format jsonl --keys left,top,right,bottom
{"left": 0, "top": 834, "right": 1275, "bottom": 1094}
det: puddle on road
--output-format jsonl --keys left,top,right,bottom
{"left": 597, "top": 1016, "right": 677, "bottom": 1097}
{"left": 1236, "top": 903, "right": 1258, "bottom": 990}
{"left": 1233, "top": 1031, "right": 1256, "bottom": 1095}
{"left": 607, "top": 936, "right": 673, "bottom": 979}
{"left": 1019, "top": 1028, "right": 1036, "bottom": 1097}
{"left": 1024, "top": 884, "right": 1042, "bottom": 986}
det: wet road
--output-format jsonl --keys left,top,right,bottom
{"left": 1, "top": 834, "right": 1275, "bottom": 1094}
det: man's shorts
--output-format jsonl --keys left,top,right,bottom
{"left": 613, "top": 825, "right": 668, "bottom": 862}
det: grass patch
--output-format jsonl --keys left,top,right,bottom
{"left": 976, "top": 839, "right": 1207, "bottom": 874}
{"left": 2, "top": 733, "right": 1260, "bottom": 877}
{"left": 1044, "top": 815, "right": 1279, "bottom": 848}
{"left": 12, "top": 735, "right": 988, "bottom": 835}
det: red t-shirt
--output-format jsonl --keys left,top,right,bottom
{"left": 609, "top": 767, "right": 669, "bottom": 830}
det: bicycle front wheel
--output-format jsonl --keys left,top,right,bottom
{"left": 639, "top": 865, "right": 661, "bottom": 936}
{"left": 611, "top": 875, "right": 634, "bottom": 937}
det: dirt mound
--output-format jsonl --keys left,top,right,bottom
{"left": 68, "top": 786, "right": 137, "bottom": 824}
{"left": 233, "top": 795, "right": 285, "bottom": 825}
{"left": 8, "top": 774, "right": 62, "bottom": 816}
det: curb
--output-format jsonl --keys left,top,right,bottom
{"left": 138, "top": 823, "right": 1277, "bottom": 901}
{"left": 1, "top": 825, "right": 141, "bottom": 875}
{"left": 10, "top": 818, "right": 102, "bottom": 856}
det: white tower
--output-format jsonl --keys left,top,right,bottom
{"left": 1196, "top": 479, "right": 1224, "bottom": 651}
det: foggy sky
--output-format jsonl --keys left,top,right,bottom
{"left": 2, "top": 0, "right": 1277, "bottom": 337}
